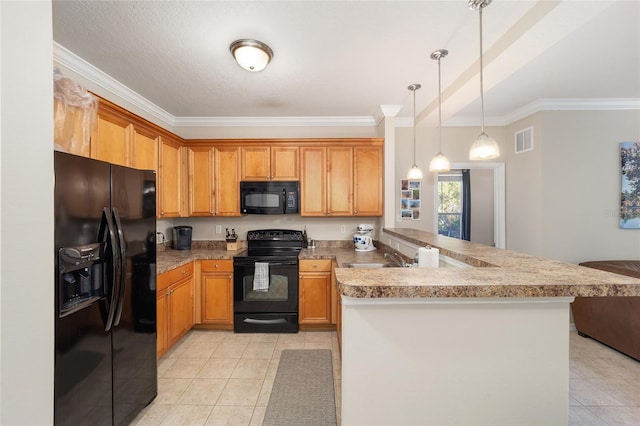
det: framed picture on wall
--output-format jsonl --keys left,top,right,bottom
{"left": 400, "top": 180, "right": 421, "bottom": 220}
{"left": 620, "top": 142, "right": 640, "bottom": 229}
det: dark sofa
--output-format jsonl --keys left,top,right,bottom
{"left": 571, "top": 260, "right": 640, "bottom": 361}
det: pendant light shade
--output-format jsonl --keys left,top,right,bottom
{"left": 468, "top": 0, "right": 500, "bottom": 161}
{"left": 230, "top": 39, "right": 273, "bottom": 72}
{"left": 407, "top": 83, "right": 423, "bottom": 180}
{"left": 429, "top": 49, "right": 451, "bottom": 172}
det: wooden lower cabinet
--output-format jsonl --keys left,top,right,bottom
{"left": 299, "top": 259, "right": 333, "bottom": 328}
{"left": 200, "top": 260, "right": 234, "bottom": 328}
{"left": 157, "top": 263, "right": 194, "bottom": 357}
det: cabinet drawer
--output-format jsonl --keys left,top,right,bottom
{"left": 158, "top": 263, "right": 194, "bottom": 291}
{"left": 300, "top": 259, "right": 332, "bottom": 272}
{"left": 201, "top": 259, "right": 233, "bottom": 273}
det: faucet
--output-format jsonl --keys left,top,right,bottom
{"left": 384, "top": 252, "right": 407, "bottom": 268}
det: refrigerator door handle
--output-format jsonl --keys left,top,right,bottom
{"left": 99, "top": 207, "right": 121, "bottom": 332}
{"left": 112, "top": 207, "right": 127, "bottom": 327}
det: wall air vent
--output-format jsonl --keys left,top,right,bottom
{"left": 515, "top": 127, "right": 534, "bottom": 154}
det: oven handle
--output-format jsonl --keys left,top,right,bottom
{"left": 235, "top": 261, "right": 298, "bottom": 267}
{"left": 243, "top": 318, "right": 288, "bottom": 325}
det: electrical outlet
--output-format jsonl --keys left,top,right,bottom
{"left": 395, "top": 242, "right": 400, "bottom": 250}
{"left": 215, "top": 225, "right": 222, "bottom": 234}
{"left": 340, "top": 225, "right": 346, "bottom": 233}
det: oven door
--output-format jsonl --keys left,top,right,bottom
{"left": 233, "top": 258, "right": 298, "bottom": 313}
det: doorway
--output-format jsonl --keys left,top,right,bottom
{"left": 433, "top": 162, "right": 505, "bottom": 249}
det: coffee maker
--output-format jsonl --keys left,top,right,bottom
{"left": 353, "top": 224, "right": 376, "bottom": 251}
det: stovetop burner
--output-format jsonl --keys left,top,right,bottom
{"left": 235, "top": 229, "right": 303, "bottom": 259}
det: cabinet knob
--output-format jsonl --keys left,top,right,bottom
{"left": 181, "top": 270, "right": 186, "bottom": 274}
{"left": 215, "top": 264, "right": 219, "bottom": 268}
{"left": 313, "top": 264, "right": 318, "bottom": 268}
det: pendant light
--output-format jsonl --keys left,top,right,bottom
{"left": 429, "top": 49, "right": 451, "bottom": 172}
{"left": 407, "top": 83, "right": 423, "bottom": 180}
{"left": 468, "top": 0, "right": 500, "bottom": 161}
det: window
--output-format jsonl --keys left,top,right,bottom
{"left": 437, "top": 171, "right": 462, "bottom": 238}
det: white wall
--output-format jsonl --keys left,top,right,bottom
{"left": 540, "top": 110, "right": 640, "bottom": 263}
{"left": 506, "top": 113, "right": 544, "bottom": 255}
{"left": 160, "top": 216, "right": 384, "bottom": 244}
{"left": 505, "top": 110, "right": 640, "bottom": 263}
{"left": 1, "top": 1, "right": 54, "bottom": 423}
{"left": 470, "top": 168, "right": 495, "bottom": 246}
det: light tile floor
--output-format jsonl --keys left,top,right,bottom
{"left": 132, "top": 328, "right": 640, "bottom": 425}
{"left": 131, "top": 330, "right": 341, "bottom": 425}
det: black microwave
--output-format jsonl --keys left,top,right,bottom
{"left": 240, "top": 181, "right": 299, "bottom": 215}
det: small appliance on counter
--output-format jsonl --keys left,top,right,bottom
{"left": 173, "top": 226, "right": 192, "bottom": 250}
{"left": 353, "top": 223, "right": 376, "bottom": 251}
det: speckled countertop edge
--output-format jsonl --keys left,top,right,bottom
{"left": 332, "top": 228, "right": 640, "bottom": 299}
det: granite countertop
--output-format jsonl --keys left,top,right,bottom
{"left": 157, "top": 248, "right": 244, "bottom": 274}
{"left": 333, "top": 228, "right": 640, "bottom": 299}
{"left": 156, "top": 230, "right": 640, "bottom": 299}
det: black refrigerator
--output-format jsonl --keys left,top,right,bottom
{"left": 54, "top": 151, "right": 157, "bottom": 425}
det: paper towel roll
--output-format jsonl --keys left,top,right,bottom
{"left": 418, "top": 247, "right": 439, "bottom": 268}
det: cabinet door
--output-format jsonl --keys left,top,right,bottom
{"left": 158, "top": 136, "right": 184, "bottom": 218}
{"left": 201, "top": 263, "right": 233, "bottom": 325}
{"left": 91, "top": 112, "right": 130, "bottom": 167}
{"left": 271, "top": 146, "right": 299, "bottom": 180}
{"left": 156, "top": 288, "right": 169, "bottom": 357}
{"left": 300, "top": 146, "right": 326, "bottom": 216}
{"left": 353, "top": 146, "right": 383, "bottom": 216}
{"left": 299, "top": 272, "right": 331, "bottom": 325}
{"left": 131, "top": 128, "right": 158, "bottom": 171}
{"left": 241, "top": 146, "right": 270, "bottom": 180}
{"left": 187, "top": 146, "right": 215, "bottom": 216}
{"left": 215, "top": 146, "right": 241, "bottom": 216}
{"left": 168, "top": 276, "right": 194, "bottom": 347}
{"left": 326, "top": 146, "right": 353, "bottom": 216}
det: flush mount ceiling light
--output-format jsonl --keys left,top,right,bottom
{"left": 468, "top": 0, "right": 500, "bottom": 161}
{"left": 407, "top": 83, "right": 424, "bottom": 180}
{"left": 429, "top": 49, "right": 451, "bottom": 173}
{"left": 229, "top": 39, "right": 273, "bottom": 72}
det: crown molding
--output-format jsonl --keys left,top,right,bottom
{"left": 173, "top": 116, "right": 378, "bottom": 127}
{"left": 53, "top": 42, "right": 176, "bottom": 127}
{"left": 53, "top": 42, "right": 640, "bottom": 129}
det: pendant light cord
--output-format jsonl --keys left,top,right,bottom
{"left": 412, "top": 88, "right": 417, "bottom": 163}
{"left": 479, "top": 6, "right": 485, "bottom": 133}
{"left": 438, "top": 57, "right": 443, "bottom": 152}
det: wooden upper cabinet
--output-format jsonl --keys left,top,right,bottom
{"left": 131, "top": 127, "right": 158, "bottom": 171}
{"left": 241, "top": 145, "right": 299, "bottom": 181}
{"left": 300, "top": 146, "right": 327, "bottom": 216}
{"left": 185, "top": 145, "right": 241, "bottom": 217}
{"left": 187, "top": 146, "right": 215, "bottom": 216}
{"left": 91, "top": 110, "right": 130, "bottom": 167}
{"left": 158, "top": 136, "right": 185, "bottom": 218}
{"left": 271, "top": 146, "right": 299, "bottom": 180}
{"left": 89, "top": 97, "right": 160, "bottom": 171}
{"left": 326, "top": 146, "right": 353, "bottom": 216}
{"left": 353, "top": 146, "right": 383, "bottom": 216}
{"left": 215, "top": 146, "right": 241, "bottom": 216}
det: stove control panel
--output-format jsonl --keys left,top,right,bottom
{"left": 247, "top": 229, "right": 303, "bottom": 241}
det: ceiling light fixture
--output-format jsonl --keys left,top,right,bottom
{"left": 229, "top": 39, "right": 273, "bottom": 72}
{"left": 429, "top": 49, "right": 451, "bottom": 173}
{"left": 468, "top": 0, "right": 500, "bottom": 161}
{"left": 407, "top": 83, "right": 423, "bottom": 180}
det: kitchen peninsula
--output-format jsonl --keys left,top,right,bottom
{"left": 335, "top": 228, "right": 640, "bottom": 426}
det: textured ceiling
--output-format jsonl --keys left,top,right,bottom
{"left": 52, "top": 0, "right": 640, "bottom": 126}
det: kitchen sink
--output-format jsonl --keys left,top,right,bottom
{"left": 344, "top": 262, "right": 394, "bottom": 268}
